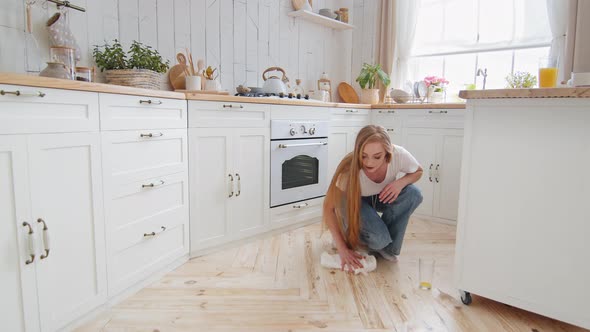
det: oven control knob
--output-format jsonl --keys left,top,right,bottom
{"left": 289, "top": 128, "right": 297, "bottom": 136}
{"left": 309, "top": 127, "right": 316, "bottom": 135}
{"left": 300, "top": 125, "right": 307, "bottom": 134}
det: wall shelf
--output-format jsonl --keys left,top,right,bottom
{"left": 287, "top": 10, "right": 354, "bottom": 30}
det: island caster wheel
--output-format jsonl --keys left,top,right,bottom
{"left": 460, "top": 290, "right": 472, "bottom": 305}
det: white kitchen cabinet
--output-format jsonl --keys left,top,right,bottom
{"left": 189, "top": 127, "right": 269, "bottom": 253}
{"left": 0, "top": 84, "right": 99, "bottom": 134}
{"left": 327, "top": 108, "right": 370, "bottom": 181}
{"left": 372, "top": 109, "right": 402, "bottom": 144}
{"left": 100, "top": 94, "right": 190, "bottom": 297}
{"left": 0, "top": 133, "right": 107, "bottom": 332}
{"left": 455, "top": 98, "right": 590, "bottom": 329}
{"left": 402, "top": 128, "right": 463, "bottom": 222}
{"left": 327, "top": 126, "right": 359, "bottom": 180}
{"left": 101, "top": 134, "right": 189, "bottom": 296}
{"left": 99, "top": 93, "right": 187, "bottom": 130}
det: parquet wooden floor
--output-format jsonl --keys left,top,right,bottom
{"left": 77, "top": 217, "right": 588, "bottom": 331}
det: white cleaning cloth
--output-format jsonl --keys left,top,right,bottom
{"left": 320, "top": 251, "right": 377, "bottom": 275}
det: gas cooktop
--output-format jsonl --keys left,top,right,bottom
{"left": 235, "top": 92, "right": 310, "bottom": 100}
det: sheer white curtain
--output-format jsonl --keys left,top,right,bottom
{"left": 393, "top": 0, "right": 420, "bottom": 89}
{"left": 546, "top": 0, "right": 569, "bottom": 81}
{"left": 375, "top": 0, "right": 396, "bottom": 100}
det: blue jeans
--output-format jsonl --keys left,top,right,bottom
{"left": 341, "top": 184, "right": 423, "bottom": 256}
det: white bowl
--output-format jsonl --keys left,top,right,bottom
{"left": 390, "top": 89, "right": 412, "bottom": 103}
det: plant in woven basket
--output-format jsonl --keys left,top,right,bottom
{"left": 93, "top": 40, "right": 169, "bottom": 73}
{"left": 93, "top": 39, "right": 170, "bottom": 89}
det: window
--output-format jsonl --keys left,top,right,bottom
{"left": 408, "top": 0, "right": 551, "bottom": 98}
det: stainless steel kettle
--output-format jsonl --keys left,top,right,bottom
{"left": 262, "top": 67, "right": 288, "bottom": 94}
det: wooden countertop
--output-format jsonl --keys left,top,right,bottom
{"left": 372, "top": 103, "right": 465, "bottom": 109}
{"left": 459, "top": 87, "right": 590, "bottom": 99}
{"left": 0, "top": 72, "right": 465, "bottom": 109}
{"left": 0, "top": 73, "right": 186, "bottom": 99}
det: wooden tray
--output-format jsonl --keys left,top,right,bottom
{"left": 175, "top": 90, "right": 230, "bottom": 95}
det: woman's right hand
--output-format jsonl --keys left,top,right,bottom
{"left": 338, "top": 247, "right": 365, "bottom": 272}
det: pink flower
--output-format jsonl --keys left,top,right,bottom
{"left": 424, "top": 76, "right": 449, "bottom": 87}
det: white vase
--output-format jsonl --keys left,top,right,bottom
{"left": 427, "top": 86, "right": 445, "bottom": 103}
{"left": 204, "top": 79, "right": 221, "bottom": 91}
{"left": 186, "top": 76, "right": 202, "bottom": 91}
{"left": 360, "top": 88, "right": 380, "bottom": 104}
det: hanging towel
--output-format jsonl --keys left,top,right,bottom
{"left": 320, "top": 251, "right": 377, "bottom": 275}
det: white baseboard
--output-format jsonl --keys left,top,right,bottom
{"left": 190, "top": 218, "right": 322, "bottom": 258}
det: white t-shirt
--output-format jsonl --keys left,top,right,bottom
{"left": 336, "top": 145, "right": 421, "bottom": 197}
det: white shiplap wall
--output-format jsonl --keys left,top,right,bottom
{"left": 0, "top": 0, "right": 378, "bottom": 98}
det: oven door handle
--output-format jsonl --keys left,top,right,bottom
{"left": 277, "top": 142, "right": 328, "bottom": 149}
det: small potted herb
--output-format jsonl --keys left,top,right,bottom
{"left": 505, "top": 71, "right": 537, "bottom": 89}
{"left": 93, "top": 40, "right": 169, "bottom": 90}
{"left": 356, "top": 63, "right": 390, "bottom": 104}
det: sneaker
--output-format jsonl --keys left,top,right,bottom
{"left": 377, "top": 249, "right": 398, "bottom": 262}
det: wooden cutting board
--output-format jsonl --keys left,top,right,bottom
{"left": 169, "top": 63, "right": 188, "bottom": 90}
{"left": 338, "top": 82, "right": 359, "bottom": 103}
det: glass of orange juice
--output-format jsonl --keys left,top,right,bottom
{"left": 539, "top": 57, "right": 558, "bottom": 88}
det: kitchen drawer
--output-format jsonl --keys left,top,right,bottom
{"left": 100, "top": 93, "right": 187, "bottom": 130}
{"left": 0, "top": 84, "right": 99, "bottom": 134}
{"left": 330, "top": 108, "right": 370, "bottom": 127}
{"left": 101, "top": 129, "right": 187, "bottom": 184}
{"left": 108, "top": 223, "right": 188, "bottom": 296}
{"left": 270, "top": 197, "right": 324, "bottom": 229}
{"left": 188, "top": 100, "right": 270, "bottom": 128}
{"left": 105, "top": 172, "right": 189, "bottom": 296}
{"left": 402, "top": 109, "right": 465, "bottom": 129}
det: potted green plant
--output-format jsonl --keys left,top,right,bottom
{"left": 93, "top": 40, "right": 169, "bottom": 90}
{"left": 505, "top": 71, "right": 537, "bottom": 88}
{"left": 356, "top": 63, "right": 391, "bottom": 104}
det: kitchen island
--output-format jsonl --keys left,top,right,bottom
{"left": 455, "top": 88, "right": 590, "bottom": 329}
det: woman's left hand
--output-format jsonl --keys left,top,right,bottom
{"left": 379, "top": 180, "right": 404, "bottom": 204}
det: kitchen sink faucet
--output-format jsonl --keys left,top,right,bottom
{"left": 476, "top": 68, "right": 488, "bottom": 90}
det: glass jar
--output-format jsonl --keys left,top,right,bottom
{"left": 75, "top": 66, "right": 94, "bottom": 82}
{"left": 39, "top": 62, "right": 71, "bottom": 80}
{"left": 50, "top": 46, "right": 76, "bottom": 80}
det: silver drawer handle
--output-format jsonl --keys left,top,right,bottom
{"left": 144, "top": 226, "right": 166, "bottom": 237}
{"left": 345, "top": 109, "right": 358, "bottom": 113}
{"left": 278, "top": 142, "right": 328, "bottom": 148}
{"left": 1, "top": 90, "right": 45, "bottom": 97}
{"left": 378, "top": 110, "right": 395, "bottom": 114}
{"left": 386, "top": 128, "right": 394, "bottom": 132}
{"left": 37, "top": 218, "right": 50, "bottom": 260}
{"left": 293, "top": 203, "right": 309, "bottom": 209}
{"left": 235, "top": 173, "right": 241, "bottom": 196}
{"left": 142, "top": 180, "right": 165, "bottom": 188}
{"left": 22, "top": 222, "right": 36, "bottom": 265}
{"left": 428, "top": 110, "right": 448, "bottom": 114}
{"left": 223, "top": 104, "right": 244, "bottom": 109}
{"left": 140, "top": 132, "right": 163, "bottom": 138}
{"left": 139, "top": 99, "right": 162, "bottom": 105}
{"left": 228, "top": 174, "right": 234, "bottom": 197}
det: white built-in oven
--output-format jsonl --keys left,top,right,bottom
{"left": 270, "top": 120, "right": 329, "bottom": 207}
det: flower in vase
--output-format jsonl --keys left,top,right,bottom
{"left": 424, "top": 76, "right": 449, "bottom": 92}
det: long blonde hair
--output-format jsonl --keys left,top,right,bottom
{"left": 323, "top": 125, "right": 393, "bottom": 249}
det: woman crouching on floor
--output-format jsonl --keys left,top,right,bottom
{"left": 323, "top": 125, "right": 424, "bottom": 271}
